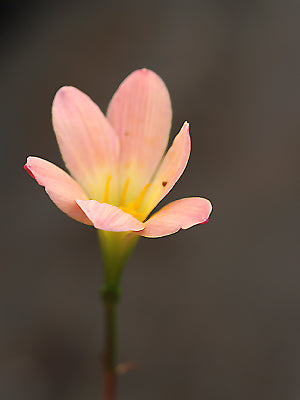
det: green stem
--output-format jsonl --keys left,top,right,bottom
{"left": 101, "top": 287, "right": 119, "bottom": 400}
{"left": 98, "top": 230, "right": 139, "bottom": 400}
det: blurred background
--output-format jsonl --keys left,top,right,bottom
{"left": 1, "top": 0, "right": 299, "bottom": 399}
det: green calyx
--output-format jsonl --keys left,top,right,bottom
{"left": 98, "top": 230, "right": 139, "bottom": 292}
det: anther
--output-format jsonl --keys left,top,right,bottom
{"left": 134, "top": 183, "right": 151, "bottom": 210}
{"left": 103, "top": 175, "right": 111, "bottom": 203}
{"left": 120, "top": 178, "right": 130, "bottom": 207}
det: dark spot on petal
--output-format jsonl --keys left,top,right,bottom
{"left": 162, "top": 181, "right": 167, "bottom": 187}
{"left": 124, "top": 132, "right": 129, "bottom": 136}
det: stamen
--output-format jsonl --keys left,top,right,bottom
{"left": 104, "top": 175, "right": 111, "bottom": 203}
{"left": 134, "top": 183, "right": 151, "bottom": 210}
{"left": 120, "top": 178, "right": 130, "bottom": 207}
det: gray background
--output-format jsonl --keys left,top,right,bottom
{"left": 1, "top": 0, "right": 299, "bottom": 399}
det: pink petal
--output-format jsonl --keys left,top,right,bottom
{"left": 76, "top": 200, "right": 145, "bottom": 232}
{"left": 140, "top": 121, "right": 191, "bottom": 218}
{"left": 25, "top": 157, "right": 92, "bottom": 224}
{"left": 106, "top": 69, "right": 172, "bottom": 199}
{"left": 138, "top": 197, "right": 212, "bottom": 238}
{"left": 52, "top": 86, "right": 119, "bottom": 199}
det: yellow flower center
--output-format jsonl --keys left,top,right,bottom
{"left": 103, "top": 175, "right": 150, "bottom": 221}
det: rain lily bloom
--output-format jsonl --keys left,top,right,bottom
{"left": 24, "top": 69, "right": 212, "bottom": 399}
{"left": 24, "top": 69, "right": 212, "bottom": 240}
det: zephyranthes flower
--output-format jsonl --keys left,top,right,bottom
{"left": 24, "top": 69, "right": 212, "bottom": 239}
{"left": 25, "top": 69, "right": 212, "bottom": 399}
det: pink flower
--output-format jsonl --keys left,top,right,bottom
{"left": 25, "top": 69, "right": 212, "bottom": 238}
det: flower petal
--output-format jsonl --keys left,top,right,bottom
{"left": 139, "top": 121, "right": 191, "bottom": 218}
{"left": 106, "top": 69, "right": 172, "bottom": 201}
{"left": 76, "top": 200, "right": 145, "bottom": 232}
{"left": 25, "top": 156, "right": 92, "bottom": 224}
{"left": 138, "top": 197, "right": 212, "bottom": 238}
{"left": 52, "top": 86, "right": 119, "bottom": 202}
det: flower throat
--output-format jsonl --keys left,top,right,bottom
{"left": 104, "top": 175, "right": 150, "bottom": 221}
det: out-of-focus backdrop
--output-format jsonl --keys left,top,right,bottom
{"left": 1, "top": 0, "right": 299, "bottom": 399}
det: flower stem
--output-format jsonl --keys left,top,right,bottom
{"left": 97, "top": 230, "right": 139, "bottom": 400}
{"left": 101, "top": 286, "right": 120, "bottom": 400}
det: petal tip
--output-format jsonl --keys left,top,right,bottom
{"left": 137, "top": 68, "right": 154, "bottom": 75}
{"left": 178, "top": 121, "right": 190, "bottom": 140}
{"left": 53, "top": 86, "right": 81, "bottom": 106}
{"left": 24, "top": 163, "right": 35, "bottom": 179}
{"left": 140, "top": 68, "right": 150, "bottom": 74}
{"left": 130, "top": 68, "right": 164, "bottom": 83}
